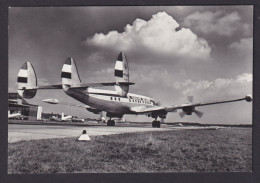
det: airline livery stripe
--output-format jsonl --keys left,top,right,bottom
{"left": 61, "top": 72, "right": 71, "bottom": 79}
{"left": 88, "top": 92, "right": 121, "bottom": 97}
{"left": 17, "top": 77, "right": 28, "bottom": 83}
{"left": 115, "top": 70, "right": 123, "bottom": 77}
{"left": 18, "top": 69, "right": 28, "bottom": 77}
{"left": 62, "top": 64, "right": 72, "bottom": 73}
{"left": 115, "top": 61, "right": 123, "bottom": 70}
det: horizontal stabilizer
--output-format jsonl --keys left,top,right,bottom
{"left": 70, "top": 82, "right": 135, "bottom": 89}
{"left": 18, "top": 84, "right": 63, "bottom": 90}
{"left": 38, "top": 84, "right": 63, "bottom": 89}
{"left": 34, "top": 82, "right": 134, "bottom": 90}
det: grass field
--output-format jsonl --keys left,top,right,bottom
{"left": 8, "top": 127, "right": 252, "bottom": 173}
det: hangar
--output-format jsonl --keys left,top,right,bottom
{"left": 8, "top": 93, "right": 42, "bottom": 120}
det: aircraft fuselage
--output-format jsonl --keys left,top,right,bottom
{"left": 65, "top": 87, "right": 156, "bottom": 116}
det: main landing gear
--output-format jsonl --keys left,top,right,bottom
{"left": 107, "top": 119, "right": 115, "bottom": 126}
{"left": 152, "top": 120, "right": 160, "bottom": 128}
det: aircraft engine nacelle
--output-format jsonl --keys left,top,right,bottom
{"left": 151, "top": 110, "right": 168, "bottom": 119}
{"left": 182, "top": 106, "right": 195, "bottom": 115}
{"left": 86, "top": 108, "right": 101, "bottom": 114}
{"left": 106, "top": 112, "right": 123, "bottom": 118}
{"left": 159, "top": 115, "right": 167, "bottom": 119}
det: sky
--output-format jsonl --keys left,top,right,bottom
{"left": 8, "top": 6, "right": 253, "bottom": 124}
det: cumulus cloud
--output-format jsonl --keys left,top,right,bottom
{"left": 229, "top": 37, "right": 253, "bottom": 51}
{"left": 183, "top": 11, "right": 246, "bottom": 36}
{"left": 86, "top": 12, "right": 211, "bottom": 60}
{"left": 172, "top": 73, "right": 252, "bottom": 100}
{"left": 228, "top": 38, "right": 253, "bottom": 65}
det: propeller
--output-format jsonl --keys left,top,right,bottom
{"left": 178, "top": 96, "right": 204, "bottom": 118}
{"left": 155, "top": 101, "right": 161, "bottom": 106}
{"left": 187, "top": 96, "right": 194, "bottom": 103}
{"left": 179, "top": 111, "right": 186, "bottom": 118}
{"left": 194, "top": 110, "right": 204, "bottom": 118}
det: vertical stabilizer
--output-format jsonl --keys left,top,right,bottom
{"left": 61, "top": 57, "right": 81, "bottom": 91}
{"left": 17, "top": 62, "right": 37, "bottom": 99}
{"left": 114, "top": 52, "right": 129, "bottom": 96}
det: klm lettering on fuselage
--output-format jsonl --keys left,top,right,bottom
{"left": 129, "top": 96, "right": 155, "bottom": 105}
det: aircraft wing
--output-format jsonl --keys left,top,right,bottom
{"left": 132, "top": 95, "right": 252, "bottom": 114}
{"left": 131, "top": 105, "right": 167, "bottom": 114}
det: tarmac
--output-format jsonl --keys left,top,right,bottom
{"left": 8, "top": 121, "right": 222, "bottom": 143}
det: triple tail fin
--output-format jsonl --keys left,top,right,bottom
{"left": 114, "top": 52, "right": 129, "bottom": 96}
{"left": 61, "top": 57, "right": 81, "bottom": 91}
{"left": 17, "top": 62, "right": 37, "bottom": 99}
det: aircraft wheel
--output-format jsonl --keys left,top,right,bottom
{"left": 152, "top": 120, "right": 160, "bottom": 128}
{"left": 111, "top": 120, "right": 115, "bottom": 126}
{"left": 107, "top": 120, "right": 112, "bottom": 126}
{"left": 107, "top": 120, "right": 115, "bottom": 126}
{"left": 156, "top": 121, "right": 161, "bottom": 128}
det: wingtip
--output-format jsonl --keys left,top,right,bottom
{"left": 245, "top": 94, "right": 252, "bottom": 102}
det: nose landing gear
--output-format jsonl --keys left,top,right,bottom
{"left": 152, "top": 120, "right": 160, "bottom": 128}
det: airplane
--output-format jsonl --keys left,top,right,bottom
{"left": 17, "top": 52, "right": 252, "bottom": 128}
{"left": 71, "top": 116, "right": 85, "bottom": 122}
{"left": 8, "top": 110, "right": 22, "bottom": 119}
{"left": 52, "top": 112, "right": 72, "bottom": 122}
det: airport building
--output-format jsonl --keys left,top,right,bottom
{"left": 8, "top": 93, "right": 42, "bottom": 120}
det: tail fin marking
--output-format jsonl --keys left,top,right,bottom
{"left": 17, "top": 62, "right": 37, "bottom": 99}
{"left": 114, "top": 52, "right": 129, "bottom": 96}
{"left": 61, "top": 57, "right": 81, "bottom": 90}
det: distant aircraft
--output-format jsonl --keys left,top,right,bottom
{"left": 71, "top": 116, "right": 85, "bottom": 122}
{"left": 50, "top": 112, "right": 72, "bottom": 122}
{"left": 8, "top": 110, "right": 22, "bottom": 119}
{"left": 17, "top": 52, "right": 252, "bottom": 128}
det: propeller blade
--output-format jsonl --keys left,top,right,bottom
{"left": 179, "top": 111, "right": 185, "bottom": 118}
{"left": 155, "top": 101, "right": 161, "bottom": 106}
{"left": 187, "top": 96, "right": 194, "bottom": 103}
{"left": 194, "top": 110, "right": 204, "bottom": 118}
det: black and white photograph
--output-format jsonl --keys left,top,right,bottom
{"left": 8, "top": 6, "right": 253, "bottom": 174}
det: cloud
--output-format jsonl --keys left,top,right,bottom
{"left": 183, "top": 11, "right": 246, "bottom": 36}
{"left": 229, "top": 37, "right": 253, "bottom": 51}
{"left": 172, "top": 73, "right": 252, "bottom": 100}
{"left": 38, "top": 78, "right": 50, "bottom": 86}
{"left": 86, "top": 12, "right": 211, "bottom": 60}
